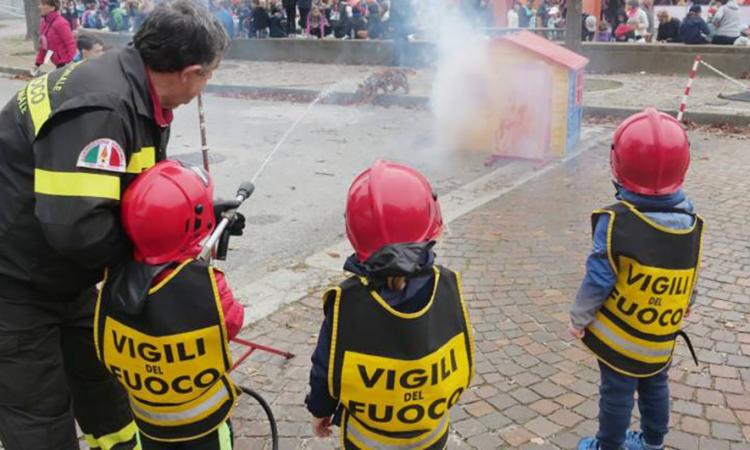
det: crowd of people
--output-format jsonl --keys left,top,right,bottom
{"left": 32, "top": 0, "right": 750, "bottom": 47}
{"left": 47, "top": 0, "right": 422, "bottom": 39}
{"left": 507, "top": 0, "right": 748, "bottom": 45}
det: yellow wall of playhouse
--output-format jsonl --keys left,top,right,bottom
{"left": 455, "top": 43, "right": 572, "bottom": 160}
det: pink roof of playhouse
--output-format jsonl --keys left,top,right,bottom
{"left": 495, "top": 31, "right": 589, "bottom": 71}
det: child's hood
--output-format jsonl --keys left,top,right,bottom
{"left": 614, "top": 183, "right": 694, "bottom": 213}
{"left": 105, "top": 259, "right": 166, "bottom": 315}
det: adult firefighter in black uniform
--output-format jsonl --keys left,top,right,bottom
{"left": 0, "top": 1, "right": 229, "bottom": 448}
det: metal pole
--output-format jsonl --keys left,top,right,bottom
{"left": 198, "top": 94, "right": 210, "bottom": 172}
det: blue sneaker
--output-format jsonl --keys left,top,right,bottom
{"left": 577, "top": 437, "right": 600, "bottom": 450}
{"left": 624, "top": 430, "right": 664, "bottom": 450}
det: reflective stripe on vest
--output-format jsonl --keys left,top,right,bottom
{"left": 130, "top": 380, "right": 232, "bottom": 426}
{"left": 26, "top": 74, "right": 52, "bottom": 136}
{"left": 583, "top": 202, "right": 702, "bottom": 378}
{"left": 346, "top": 411, "right": 449, "bottom": 449}
{"left": 126, "top": 147, "right": 156, "bottom": 173}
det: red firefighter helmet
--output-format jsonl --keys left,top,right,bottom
{"left": 122, "top": 160, "right": 215, "bottom": 265}
{"left": 345, "top": 160, "right": 443, "bottom": 262}
{"left": 611, "top": 108, "right": 690, "bottom": 196}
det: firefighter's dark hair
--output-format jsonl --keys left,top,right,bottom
{"left": 134, "top": 0, "right": 229, "bottom": 73}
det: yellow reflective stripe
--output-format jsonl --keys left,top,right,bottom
{"left": 327, "top": 286, "right": 342, "bottom": 399}
{"left": 26, "top": 74, "right": 51, "bottom": 136}
{"left": 367, "top": 266, "right": 440, "bottom": 319}
{"left": 126, "top": 147, "right": 156, "bottom": 174}
{"left": 34, "top": 169, "right": 121, "bottom": 200}
{"left": 84, "top": 421, "right": 138, "bottom": 450}
{"left": 218, "top": 421, "right": 232, "bottom": 450}
{"left": 148, "top": 258, "right": 192, "bottom": 294}
{"left": 84, "top": 434, "right": 99, "bottom": 448}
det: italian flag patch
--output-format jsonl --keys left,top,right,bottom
{"left": 77, "top": 138, "right": 126, "bottom": 173}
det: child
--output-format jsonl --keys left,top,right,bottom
{"left": 268, "top": 0, "right": 287, "bottom": 37}
{"left": 570, "top": 109, "right": 703, "bottom": 450}
{"left": 252, "top": 0, "right": 270, "bottom": 37}
{"left": 61, "top": 0, "right": 80, "bottom": 30}
{"left": 94, "top": 161, "right": 245, "bottom": 449}
{"left": 594, "top": 19, "right": 612, "bottom": 41}
{"left": 306, "top": 160, "right": 475, "bottom": 449}
{"left": 81, "top": 0, "right": 103, "bottom": 28}
{"left": 307, "top": 5, "right": 329, "bottom": 37}
{"left": 349, "top": 5, "right": 368, "bottom": 38}
{"left": 74, "top": 32, "right": 104, "bottom": 61}
{"left": 614, "top": 17, "right": 640, "bottom": 41}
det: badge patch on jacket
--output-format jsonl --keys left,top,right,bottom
{"left": 77, "top": 138, "right": 126, "bottom": 173}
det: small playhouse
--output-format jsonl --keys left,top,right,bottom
{"left": 458, "top": 31, "right": 588, "bottom": 160}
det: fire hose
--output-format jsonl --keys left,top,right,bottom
{"left": 197, "top": 96, "right": 288, "bottom": 450}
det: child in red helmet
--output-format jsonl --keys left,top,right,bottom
{"left": 570, "top": 109, "right": 703, "bottom": 450}
{"left": 94, "top": 160, "right": 244, "bottom": 449}
{"left": 305, "top": 160, "right": 475, "bottom": 449}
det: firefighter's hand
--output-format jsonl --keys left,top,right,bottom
{"left": 226, "top": 212, "right": 245, "bottom": 236}
{"left": 568, "top": 322, "right": 585, "bottom": 339}
{"left": 312, "top": 416, "right": 332, "bottom": 438}
{"left": 214, "top": 199, "right": 246, "bottom": 236}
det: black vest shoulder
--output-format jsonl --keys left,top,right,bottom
{"left": 595, "top": 201, "right": 703, "bottom": 271}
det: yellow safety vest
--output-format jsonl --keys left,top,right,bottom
{"left": 94, "top": 259, "right": 239, "bottom": 442}
{"left": 583, "top": 201, "right": 703, "bottom": 377}
{"left": 327, "top": 266, "right": 474, "bottom": 449}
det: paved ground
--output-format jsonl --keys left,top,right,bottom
{"left": 227, "top": 130, "right": 750, "bottom": 450}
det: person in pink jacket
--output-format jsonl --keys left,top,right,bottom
{"left": 35, "top": 0, "right": 77, "bottom": 73}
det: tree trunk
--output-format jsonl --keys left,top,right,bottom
{"left": 565, "top": 0, "right": 582, "bottom": 53}
{"left": 24, "top": 0, "right": 40, "bottom": 49}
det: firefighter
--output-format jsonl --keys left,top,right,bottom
{"left": 305, "top": 160, "right": 475, "bottom": 449}
{"left": 0, "top": 1, "right": 230, "bottom": 448}
{"left": 95, "top": 160, "right": 244, "bottom": 449}
{"left": 569, "top": 109, "right": 703, "bottom": 450}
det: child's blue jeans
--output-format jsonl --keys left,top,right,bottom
{"left": 596, "top": 361, "right": 670, "bottom": 450}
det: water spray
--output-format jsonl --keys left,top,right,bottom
{"left": 249, "top": 85, "right": 338, "bottom": 184}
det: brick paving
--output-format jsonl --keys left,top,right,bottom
{"left": 228, "top": 130, "right": 750, "bottom": 449}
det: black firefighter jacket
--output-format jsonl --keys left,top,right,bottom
{"left": 0, "top": 46, "right": 169, "bottom": 302}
